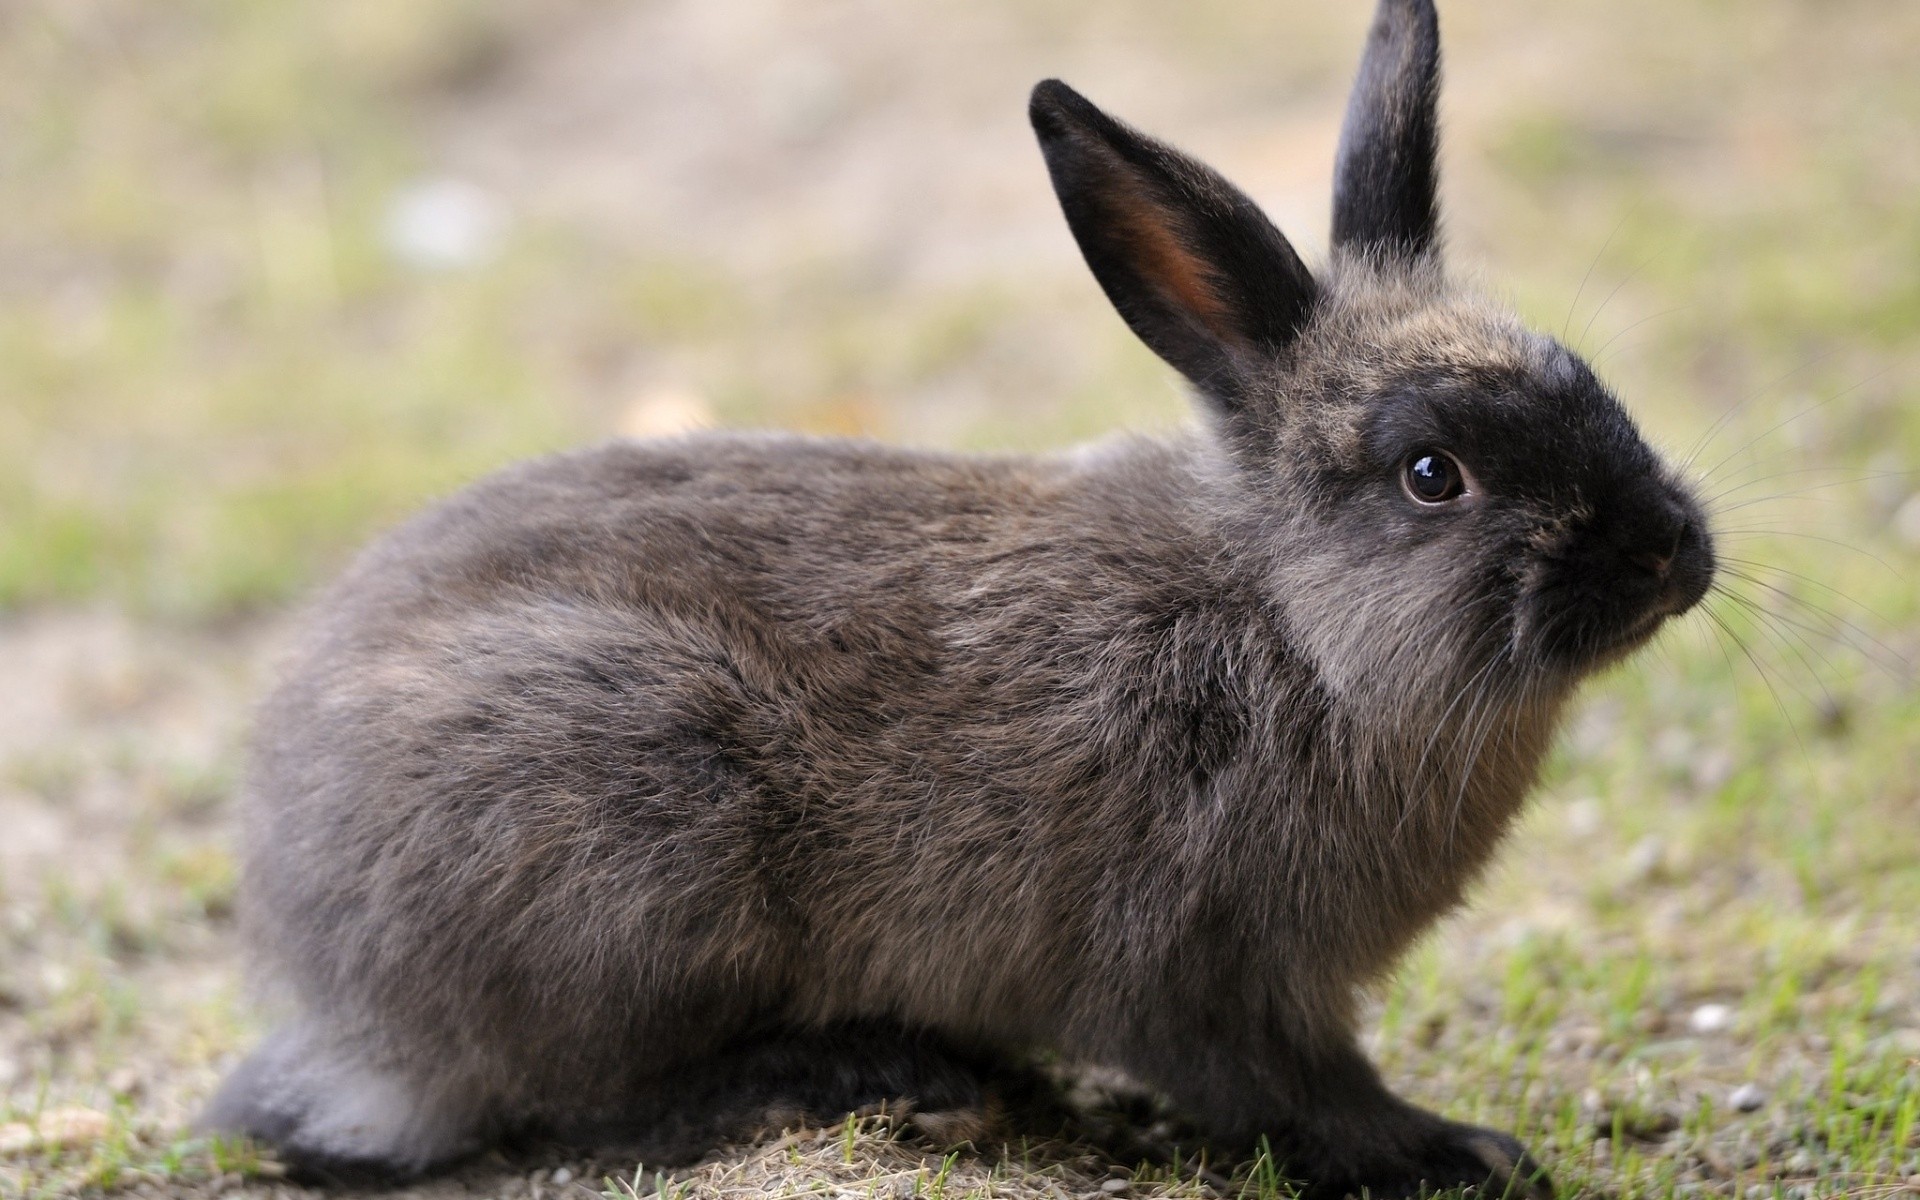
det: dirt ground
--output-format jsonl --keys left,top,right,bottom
{"left": 3, "top": 1, "right": 1918, "bottom": 1197}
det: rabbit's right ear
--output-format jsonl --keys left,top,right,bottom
{"left": 1030, "top": 80, "right": 1316, "bottom": 413}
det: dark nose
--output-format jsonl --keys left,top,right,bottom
{"left": 1630, "top": 520, "right": 1687, "bottom": 578}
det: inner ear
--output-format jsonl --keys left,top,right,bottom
{"left": 1031, "top": 79, "right": 1317, "bottom": 411}
{"left": 1102, "top": 186, "right": 1243, "bottom": 351}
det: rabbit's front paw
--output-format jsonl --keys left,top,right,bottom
{"left": 1363, "top": 1121, "right": 1554, "bottom": 1200}
{"left": 1290, "top": 1119, "right": 1552, "bottom": 1200}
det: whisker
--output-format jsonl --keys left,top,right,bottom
{"left": 1577, "top": 245, "right": 1660, "bottom": 355}
{"left": 1563, "top": 209, "right": 1633, "bottom": 346}
{"left": 1588, "top": 305, "right": 1692, "bottom": 371}
{"left": 1709, "top": 528, "right": 1903, "bottom": 577}
{"left": 1712, "top": 587, "right": 1844, "bottom": 708}
{"left": 1712, "top": 568, "right": 1909, "bottom": 676}
{"left": 1706, "top": 475, "right": 1879, "bottom": 517}
{"left": 1702, "top": 602, "right": 1810, "bottom": 762}
{"left": 1692, "top": 605, "right": 1747, "bottom": 699}
{"left": 1681, "top": 307, "right": 1899, "bottom": 477}
{"left": 1697, "top": 367, "right": 1892, "bottom": 486}
{"left": 1701, "top": 463, "right": 1907, "bottom": 510}
{"left": 1395, "top": 625, "right": 1508, "bottom": 843}
{"left": 1443, "top": 663, "right": 1511, "bottom": 858}
{"left": 1716, "top": 555, "right": 1896, "bottom": 602}
{"left": 1718, "top": 559, "right": 1897, "bottom": 644}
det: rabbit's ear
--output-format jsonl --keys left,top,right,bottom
{"left": 1030, "top": 79, "right": 1316, "bottom": 412}
{"left": 1332, "top": 0, "right": 1441, "bottom": 261}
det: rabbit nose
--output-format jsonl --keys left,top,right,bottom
{"left": 1630, "top": 517, "right": 1688, "bottom": 578}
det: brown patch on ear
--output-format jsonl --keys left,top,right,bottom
{"left": 1030, "top": 78, "right": 1316, "bottom": 402}
{"left": 1103, "top": 187, "right": 1240, "bottom": 349}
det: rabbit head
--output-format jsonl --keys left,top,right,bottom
{"left": 1030, "top": 0, "right": 1714, "bottom": 721}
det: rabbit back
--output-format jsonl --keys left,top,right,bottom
{"left": 238, "top": 432, "right": 1289, "bottom": 1111}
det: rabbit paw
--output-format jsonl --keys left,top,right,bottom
{"left": 1341, "top": 1121, "right": 1554, "bottom": 1199}
{"left": 1284, "top": 1119, "right": 1552, "bottom": 1200}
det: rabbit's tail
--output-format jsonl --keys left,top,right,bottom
{"left": 197, "top": 1022, "right": 491, "bottom": 1184}
{"left": 555, "top": 1020, "right": 1008, "bottom": 1164}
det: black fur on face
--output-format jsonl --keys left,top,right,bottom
{"left": 1479, "top": 354, "right": 1716, "bottom": 673}
{"left": 1032, "top": 65, "right": 1716, "bottom": 717}
{"left": 1343, "top": 343, "right": 1712, "bottom": 682}
{"left": 1197, "top": 266, "right": 1718, "bottom": 718}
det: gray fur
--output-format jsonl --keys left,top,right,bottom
{"left": 203, "top": 3, "right": 1714, "bottom": 1196}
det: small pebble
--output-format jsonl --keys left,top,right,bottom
{"left": 0, "top": 1106, "right": 113, "bottom": 1154}
{"left": 551, "top": 1167, "right": 574, "bottom": 1186}
{"left": 1654, "top": 727, "right": 1694, "bottom": 767}
{"left": 383, "top": 178, "right": 506, "bottom": 270}
{"left": 1564, "top": 797, "right": 1602, "bottom": 837}
{"left": 1729, "top": 1083, "right": 1766, "bottom": 1112}
{"left": 1101, "top": 1180, "right": 1131, "bottom": 1195}
{"left": 1623, "top": 835, "right": 1668, "bottom": 883}
{"left": 1868, "top": 1028, "right": 1920, "bottom": 1057}
{"left": 1688, "top": 1003, "right": 1733, "bottom": 1034}
{"left": 1690, "top": 747, "right": 1737, "bottom": 790}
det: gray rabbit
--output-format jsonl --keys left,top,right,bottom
{"left": 202, "top": 2, "right": 1715, "bottom": 1195}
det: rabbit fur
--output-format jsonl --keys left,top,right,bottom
{"left": 202, "top": 1, "right": 1716, "bottom": 1196}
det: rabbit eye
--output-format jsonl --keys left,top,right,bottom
{"left": 1404, "top": 452, "right": 1465, "bottom": 504}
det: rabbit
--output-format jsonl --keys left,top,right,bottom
{"left": 199, "top": 1, "right": 1716, "bottom": 1196}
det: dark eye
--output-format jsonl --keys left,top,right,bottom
{"left": 1404, "top": 451, "right": 1465, "bottom": 504}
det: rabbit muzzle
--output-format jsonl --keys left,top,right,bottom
{"left": 1519, "top": 480, "right": 1716, "bottom": 671}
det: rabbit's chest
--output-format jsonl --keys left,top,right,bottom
{"left": 1282, "top": 727, "right": 1554, "bottom": 976}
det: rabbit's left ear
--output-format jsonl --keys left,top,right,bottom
{"left": 1030, "top": 79, "right": 1317, "bottom": 414}
{"left": 1332, "top": 0, "right": 1443, "bottom": 261}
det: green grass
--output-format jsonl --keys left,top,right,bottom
{"left": 0, "top": 1102, "right": 276, "bottom": 1197}
{"left": 1, "top": 1, "right": 1916, "bottom": 1197}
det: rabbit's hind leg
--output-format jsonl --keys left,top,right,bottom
{"left": 197, "top": 1023, "right": 492, "bottom": 1184}
{"left": 561, "top": 1020, "right": 1004, "bottom": 1163}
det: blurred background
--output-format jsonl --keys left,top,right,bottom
{"left": 1, "top": 1, "right": 1916, "bottom": 1196}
